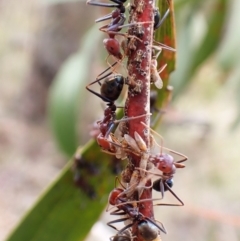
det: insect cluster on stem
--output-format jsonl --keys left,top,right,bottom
{"left": 74, "top": 0, "right": 188, "bottom": 240}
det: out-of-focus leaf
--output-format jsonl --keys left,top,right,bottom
{"left": 228, "top": 66, "right": 240, "bottom": 129}
{"left": 6, "top": 140, "right": 115, "bottom": 241}
{"left": 155, "top": 0, "right": 176, "bottom": 78}
{"left": 48, "top": 26, "right": 102, "bottom": 156}
{"left": 190, "top": 0, "right": 227, "bottom": 73}
{"left": 217, "top": 0, "right": 240, "bottom": 71}
{"left": 153, "top": 0, "right": 176, "bottom": 114}
{"left": 171, "top": 0, "right": 227, "bottom": 97}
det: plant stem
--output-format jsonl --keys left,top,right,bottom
{"left": 125, "top": 0, "right": 155, "bottom": 240}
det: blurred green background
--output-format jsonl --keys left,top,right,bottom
{"left": 1, "top": 0, "right": 240, "bottom": 240}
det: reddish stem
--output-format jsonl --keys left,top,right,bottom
{"left": 125, "top": 0, "right": 155, "bottom": 240}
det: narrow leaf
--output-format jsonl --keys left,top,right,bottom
{"left": 6, "top": 140, "right": 115, "bottom": 241}
{"left": 48, "top": 26, "right": 102, "bottom": 156}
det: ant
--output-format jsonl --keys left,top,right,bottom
{"left": 86, "top": 66, "right": 123, "bottom": 139}
{"left": 137, "top": 122, "right": 187, "bottom": 206}
{"left": 86, "top": 66, "right": 149, "bottom": 151}
{"left": 107, "top": 187, "right": 166, "bottom": 235}
{"left": 88, "top": 0, "right": 153, "bottom": 70}
{"left": 154, "top": 0, "right": 170, "bottom": 30}
{"left": 72, "top": 151, "right": 99, "bottom": 199}
{"left": 86, "top": 0, "right": 126, "bottom": 26}
{"left": 150, "top": 90, "right": 165, "bottom": 127}
{"left": 150, "top": 43, "right": 175, "bottom": 89}
{"left": 137, "top": 220, "right": 162, "bottom": 241}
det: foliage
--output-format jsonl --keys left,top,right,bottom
{"left": 6, "top": 0, "right": 240, "bottom": 241}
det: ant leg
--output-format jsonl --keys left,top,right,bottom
{"left": 152, "top": 41, "right": 176, "bottom": 52}
{"left": 155, "top": 182, "right": 184, "bottom": 207}
{"left": 105, "top": 113, "right": 151, "bottom": 138}
{"left": 140, "top": 121, "right": 164, "bottom": 154}
{"left": 117, "top": 222, "right": 134, "bottom": 234}
{"left": 145, "top": 217, "right": 167, "bottom": 234}
{"left": 96, "top": 61, "right": 118, "bottom": 80}
{"left": 159, "top": 146, "right": 188, "bottom": 167}
{"left": 86, "top": 0, "right": 119, "bottom": 8}
{"left": 107, "top": 217, "right": 129, "bottom": 231}
{"left": 86, "top": 64, "right": 120, "bottom": 102}
{"left": 154, "top": 8, "right": 170, "bottom": 30}
{"left": 115, "top": 176, "right": 126, "bottom": 189}
{"left": 95, "top": 12, "right": 113, "bottom": 23}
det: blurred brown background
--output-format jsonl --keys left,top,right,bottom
{"left": 0, "top": 0, "right": 240, "bottom": 241}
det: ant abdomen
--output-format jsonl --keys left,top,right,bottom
{"left": 137, "top": 220, "right": 159, "bottom": 241}
{"left": 109, "top": 187, "right": 124, "bottom": 206}
{"left": 101, "top": 75, "right": 124, "bottom": 101}
{"left": 153, "top": 178, "right": 174, "bottom": 192}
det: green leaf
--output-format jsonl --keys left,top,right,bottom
{"left": 151, "top": 0, "right": 177, "bottom": 128}
{"left": 171, "top": 0, "right": 227, "bottom": 97}
{"left": 6, "top": 140, "right": 115, "bottom": 241}
{"left": 48, "top": 26, "right": 102, "bottom": 156}
{"left": 217, "top": 0, "right": 240, "bottom": 70}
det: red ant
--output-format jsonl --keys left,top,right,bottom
{"left": 88, "top": 0, "right": 152, "bottom": 68}
{"left": 136, "top": 122, "right": 187, "bottom": 206}
{"left": 87, "top": 0, "right": 126, "bottom": 26}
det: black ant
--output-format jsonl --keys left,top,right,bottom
{"left": 153, "top": 177, "right": 173, "bottom": 192}
{"left": 150, "top": 90, "right": 165, "bottom": 127}
{"left": 107, "top": 186, "right": 166, "bottom": 234}
{"left": 86, "top": 66, "right": 148, "bottom": 151}
{"left": 154, "top": 0, "right": 170, "bottom": 30}
{"left": 72, "top": 152, "right": 99, "bottom": 199}
{"left": 86, "top": 65, "right": 123, "bottom": 139}
{"left": 137, "top": 220, "right": 162, "bottom": 241}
